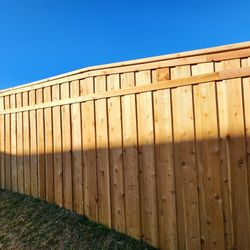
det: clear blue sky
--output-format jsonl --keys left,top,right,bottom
{"left": 0, "top": 0, "right": 249, "bottom": 89}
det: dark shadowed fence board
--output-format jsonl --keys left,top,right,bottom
{"left": 1, "top": 42, "right": 250, "bottom": 249}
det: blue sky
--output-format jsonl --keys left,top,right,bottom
{"left": 0, "top": 0, "right": 249, "bottom": 89}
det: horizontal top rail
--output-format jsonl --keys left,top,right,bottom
{"left": 0, "top": 41, "right": 250, "bottom": 97}
{"left": 1, "top": 66, "right": 250, "bottom": 115}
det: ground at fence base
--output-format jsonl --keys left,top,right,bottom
{"left": 0, "top": 189, "right": 157, "bottom": 250}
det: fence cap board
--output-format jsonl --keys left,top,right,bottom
{"left": 0, "top": 41, "right": 250, "bottom": 96}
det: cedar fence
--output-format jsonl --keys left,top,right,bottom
{"left": 1, "top": 42, "right": 250, "bottom": 249}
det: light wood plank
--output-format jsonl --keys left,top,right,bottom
{"left": 16, "top": 93, "right": 24, "bottom": 194}
{"left": 23, "top": 92, "right": 31, "bottom": 195}
{"left": 70, "top": 80, "right": 83, "bottom": 214}
{"left": 216, "top": 59, "right": 250, "bottom": 249}
{"left": 153, "top": 68, "right": 177, "bottom": 250}
{"left": 80, "top": 77, "right": 98, "bottom": 220}
{"left": 121, "top": 72, "right": 141, "bottom": 239}
{"left": 61, "top": 82, "right": 73, "bottom": 210}
{"left": 135, "top": 70, "right": 158, "bottom": 246}
{"left": 10, "top": 94, "right": 17, "bottom": 192}
{"left": 52, "top": 84, "right": 63, "bottom": 206}
{"left": 29, "top": 90, "right": 38, "bottom": 197}
{"left": 36, "top": 89, "right": 46, "bottom": 200}
{"left": 95, "top": 75, "right": 111, "bottom": 227}
{"left": 107, "top": 74, "right": 126, "bottom": 233}
{"left": 192, "top": 62, "right": 225, "bottom": 250}
{"left": 44, "top": 86, "right": 54, "bottom": 203}
{"left": 0, "top": 97, "right": 5, "bottom": 189}
{"left": 171, "top": 65, "right": 201, "bottom": 250}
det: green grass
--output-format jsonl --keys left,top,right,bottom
{"left": 0, "top": 189, "right": 157, "bottom": 250}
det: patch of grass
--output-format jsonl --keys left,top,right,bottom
{"left": 0, "top": 189, "right": 157, "bottom": 250}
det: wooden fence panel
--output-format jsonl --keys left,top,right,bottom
{"left": 16, "top": 93, "right": 24, "bottom": 194}
{"left": 70, "top": 80, "right": 83, "bottom": 214}
{"left": 171, "top": 65, "right": 201, "bottom": 250}
{"left": 44, "top": 87, "right": 54, "bottom": 203}
{"left": 80, "top": 77, "right": 98, "bottom": 221}
{"left": 52, "top": 85, "right": 63, "bottom": 206}
{"left": 95, "top": 75, "right": 111, "bottom": 227}
{"left": 60, "top": 82, "right": 73, "bottom": 210}
{"left": 1, "top": 42, "right": 250, "bottom": 249}
{"left": 135, "top": 70, "right": 158, "bottom": 246}
{"left": 121, "top": 72, "right": 141, "bottom": 239}
{"left": 192, "top": 63, "right": 225, "bottom": 250}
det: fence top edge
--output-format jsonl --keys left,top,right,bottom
{"left": 0, "top": 41, "right": 250, "bottom": 97}
{"left": 1, "top": 66, "right": 250, "bottom": 115}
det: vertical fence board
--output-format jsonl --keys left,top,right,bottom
{"left": 171, "top": 65, "right": 201, "bottom": 250}
{"left": 22, "top": 92, "right": 30, "bottom": 195}
{"left": 44, "top": 87, "right": 54, "bottom": 203}
{"left": 80, "top": 77, "right": 98, "bottom": 221}
{"left": 0, "top": 97, "right": 5, "bottom": 189}
{"left": 10, "top": 95, "right": 17, "bottom": 192}
{"left": 121, "top": 72, "right": 141, "bottom": 239}
{"left": 192, "top": 63, "right": 225, "bottom": 250}
{"left": 70, "top": 80, "right": 83, "bottom": 214}
{"left": 4, "top": 96, "right": 11, "bottom": 190}
{"left": 36, "top": 89, "right": 46, "bottom": 200}
{"left": 95, "top": 75, "right": 111, "bottom": 227}
{"left": 29, "top": 90, "right": 38, "bottom": 197}
{"left": 52, "top": 85, "right": 63, "bottom": 206}
{"left": 216, "top": 59, "right": 250, "bottom": 249}
{"left": 107, "top": 74, "right": 126, "bottom": 233}
{"left": 153, "top": 68, "right": 178, "bottom": 250}
{"left": 61, "top": 82, "right": 73, "bottom": 210}
{"left": 16, "top": 93, "right": 24, "bottom": 194}
{"left": 135, "top": 70, "right": 158, "bottom": 246}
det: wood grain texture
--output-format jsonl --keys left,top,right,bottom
{"left": 44, "top": 87, "right": 54, "bottom": 203}
{"left": 95, "top": 75, "right": 111, "bottom": 227}
{"left": 80, "top": 77, "right": 98, "bottom": 221}
{"left": 135, "top": 70, "right": 158, "bottom": 246}
{"left": 215, "top": 59, "right": 250, "bottom": 250}
{"left": 121, "top": 72, "right": 141, "bottom": 239}
{"left": 60, "top": 82, "right": 73, "bottom": 210}
{"left": 36, "top": 89, "right": 46, "bottom": 200}
{"left": 10, "top": 94, "right": 17, "bottom": 192}
{"left": 154, "top": 68, "right": 177, "bottom": 250}
{"left": 107, "top": 74, "right": 126, "bottom": 233}
{"left": 171, "top": 65, "right": 201, "bottom": 250}
{"left": 52, "top": 85, "right": 63, "bottom": 206}
{"left": 70, "top": 80, "right": 83, "bottom": 214}
{"left": 0, "top": 97, "right": 5, "bottom": 189}
{"left": 192, "top": 63, "right": 224, "bottom": 250}
{"left": 29, "top": 90, "right": 38, "bottom": 197}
